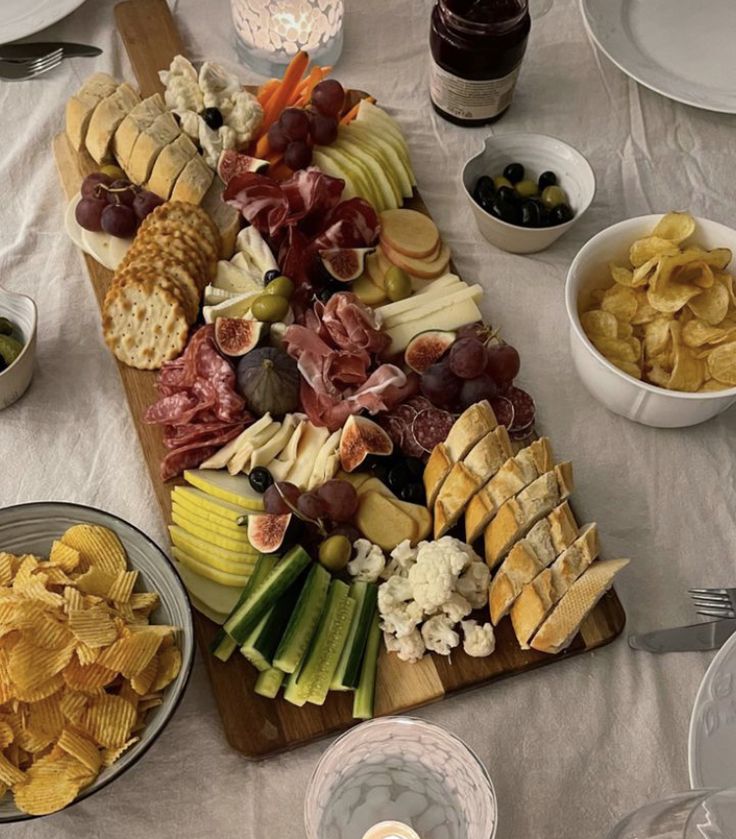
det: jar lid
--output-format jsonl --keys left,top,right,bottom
{"left": 438, "top": 0, "right": 528, "bottom": 36}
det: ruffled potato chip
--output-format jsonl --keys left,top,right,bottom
{"left": 601, "top": 284, "right": 638, "bottom": 321}
{"left": 60, "top": 525, "right": 127, "bottom": 575}
{"left": 629, "top": 236, "right": 679, "bottom": 268}
{"left": 651, "top": 211, "right": 696, "bottom": 243}
{"left": 84, "top": 694, "right": 137, "bottom": 749}
{"left": 581, "top": 309, "right": 618, "bottom": 339}
{"left": 707, "top": 341, "right": 736, "bottom": 386}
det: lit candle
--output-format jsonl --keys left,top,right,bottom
{"left": 361, "top": 821, "right": 422, "bottom": 839}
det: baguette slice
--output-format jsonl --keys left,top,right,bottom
{"left": 65, "top": 73, "right": 120, "bottom": 151}
{"left": 113, "top": 93, "right": 165, "bottom": 170}
{"left": 423, "top": 444, "right": 452, "bottom": 508}
{"left": 147, "top": 134, "right": 199, "bottom": 199}
{"left": 510, "top": 523, "right": 599, "bottom": 647}
{"left": 433, "top": 426, "right": 512, "bottom": 538}
{"left": 85, "top": 83, "right": 140, "bottom": 164}
{"left": 465, "top": 436, "right": 553, "bottom": 543}
{"left": 126, "top": 111, "right": 180, "bottom": 185}
{"left": 489, "top": 510, "right": 581, "bottom": 625}
{"left": 530, "top": 558, "right": 629, "bottom": 654}
{"left": 484, "top": 462, "right": 574, "bottom": 569}
{"left": 171, "top": 155, "right": 215, "bottom": 206}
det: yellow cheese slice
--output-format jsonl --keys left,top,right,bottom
{"left": 286, "top": 423, "right": 331, "bottom": 490}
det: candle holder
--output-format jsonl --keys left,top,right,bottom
{"left": 232, "top": 0, "right": 344, "bottom": 77}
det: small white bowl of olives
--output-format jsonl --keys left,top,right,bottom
{"left": 462, "top": 132, "right": 595, "bottom": 254}
{"left": 0, "top": 287, "right": 36, "bottom": 411}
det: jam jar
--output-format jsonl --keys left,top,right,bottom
{"left": 430, "top": 0, "right": 530, "bottom": 126}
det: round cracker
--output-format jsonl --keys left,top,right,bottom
{"left": 143, "top": 218, "right": 217, "bottom": 281}
{"left": 142, "top": 201, "right": 220, "bottom": 254}
{"left": 112, "top": 265, "right": 195, "bottom": 325}
{"left": 126, "top": 232, "right": 208, "bottom": 292}
{"left": 115, "top": 255, "right": 199, "bottom": 323}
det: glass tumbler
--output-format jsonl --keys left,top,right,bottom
{"left": 608, "top": 788, "right": 736, "bottom": 838}
{"left": 304, "top": 717, "right": 498, "bottom": 839}
{"left": 231, "top": 0, "right": 344, "bottom": 77}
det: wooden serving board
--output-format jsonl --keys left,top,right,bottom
{"left": 53, "top": 0, "right": 626, "bottom": 759}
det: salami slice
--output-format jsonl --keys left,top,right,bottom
{"left": 401, "top": 428, "right": 427, "bottom": 460}
{"left": 379, "top": 414, "right": 406, "bottom": 449}
{"left": 393, "top": 403, "right": 418, "bottom": 425}
{"left": 506, "top": 386, "right": 536, "bottom": 434}
{"left": 489, "top": 396, "right": 515, "bottom": 430}
{"left": 406, "top": 395, "right": 432, "bottom": 413}
{"left": 412, "top": 408, "right": 455, "bottom": 453}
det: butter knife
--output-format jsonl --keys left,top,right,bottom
{"left": 629, "top": 618, "right": 736, "bottom": 653}
{"left": 0, "top": 42, "right": 101, "bottom": 60}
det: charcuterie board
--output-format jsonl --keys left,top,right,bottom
{"left": 53, "top": 0, "right": 625, "bottom": 759}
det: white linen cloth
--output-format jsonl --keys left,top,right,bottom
{"left": 1, "top": 0, "right": 733, "bottom": 835}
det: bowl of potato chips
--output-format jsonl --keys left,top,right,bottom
{"left": 566, "top": 212, "right": 736, "bottom": 427}
{"left": 0, "top": 502, "right": 194, "bottom": 821}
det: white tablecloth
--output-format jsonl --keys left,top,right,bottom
{"left": 1, "top": 0, "right": 733, "bottom": 835}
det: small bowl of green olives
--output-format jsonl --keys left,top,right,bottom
{"left": 462, "top": 133, "right": 595, "bottom": 254}
{"left": 0, "top": 287, "right": 36, "bottom": 410}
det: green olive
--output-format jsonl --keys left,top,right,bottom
{"left": 0, "top": 317, "right": 14, "bottom": 336}
{"left": 385, "top": 266, "right": 412, "bottom": 302}
{"left": 515, "top": 179, "right": 538, "bottom": 198}
{"left": 0, "top": 335, "right": 23, "bottom": 366}
{"left": 251, "top": 294, "right": 290, "bottom": 323}
{"left": 264, "top": 275, "right": 294, "bottom": 299}
{"left": 493, "top": 176, "right": 513, "bottom": 190}
{"left": 99, "top": 164, "right": 125, "bottom": 180}
{"left": 541, "top": 185, "right": 568, "bottom": 209}
{"left": 318, "top": 534, "right": 351, "bottom": 572}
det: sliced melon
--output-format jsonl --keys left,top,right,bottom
{"left": 171, "top": 547, "right": 251, "bottom": 588}
{"left": 171, "top": 508, "right": 256, "bottom": 553}
{"left": 172, "top": 499, "right": 249, "bottom": 538}
{"left": 172, "top": 486, "right": 251, "bottom": 523}
{"left": 169, "top": 526, "right": 259, "bottom": 575}
{"left": 184, "top": 469, "right": 266, "bottom": 510}
{"left": 172, "top": 554, "right": 246, "bottom": 619}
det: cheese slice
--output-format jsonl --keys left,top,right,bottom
{"left": 227, "top": 422, "right": 281, "bottom": 475}
{"left": 250, "top": 414, "right": 299, "bottom": 469}
{"left": 85, "top": 83, "right": 140, "bottom": 164}
{"left": 80, "top": 226, "right": 133, "bottom": 271}
{"left": 113, "top": 93, "right": 164, "bottom": 170}
{"left": 375, "top": 274, "right": 464, "bottom": 319}
{"left": 214, "top": 260, "right": 263, "bottom": 295}
{"left": 286, "top": 423, "right": 331, "bottom": 490}
{"left": 125, "top": 111, "right": 180, "bottom": 185}
{"left": 268, "top": 420, "right": 308, "bottom": 481}
{"left": 307, "top": 429, "right": 342, "bottom": 490}
{"left": 147, "top": 133, "right": 199, "bottom": 200}
{"left": 170, "top": 154, "right": 215, "bottom": 206}
{"left": 201, "top": 178, "right": 241, "bottom": 258}
{"left": 65, "top": 73, "right": 120, "bottom": 151}
{"left": 383, "top": 284, "right": 483, "bottom": 329}
{"left": 199, "top": 413, "right": 273, "bottom": 471}
{"left": 385, "top": 293, "right": 484, "bottom": 354}
{"left": 235, "top": 227, "right": 279, "bottom": 276}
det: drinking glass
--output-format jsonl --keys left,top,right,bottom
{"left": 608, "top": 788, "right": 736, "bottom": 838}
{"left": 304, "top": 717, "right": 497, "bottom": 839}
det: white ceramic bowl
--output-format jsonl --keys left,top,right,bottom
{"left": 0, "top": 287, "right": 37, "bottom": 410}
{"left": 0, "top": 502, "right": 195, "bottom": 822}
{"left": 462, "top": 132, "right": 596, "bottom": 254}
{"left": 566, "top": 214, "right": 736, "bottom": 428}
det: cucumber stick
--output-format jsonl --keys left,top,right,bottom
{"left": 273, "top": 563, "right": 331, "bottom": 674}
{"left": 223, "top": 545, "right": 311, "bottom": 644}
{"left": 254, "top": 668, "right": 285, "bottom": 699}
{"left": 331, "top": 582, "right": 378, "bottom": 691}
{"left": 283, "top": 580, "right": 355, "bottom": 707}
{"left": 210, "top": 555, "right": 277, "bottom": 661}
{"left": 241, "top": 579, "right": 302, "bottom": 671}
{"left": 353, "top": 608, "right": 381, "bottom": 721}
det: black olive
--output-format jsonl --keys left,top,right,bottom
{"left": 496, "top": 185, "right": 518, "bottom": 204}
{"left": 473, "top": 175, "right": 495, "bottom": 207}
{"left": 0, "top": 356, "right": 6, "bottom": 374}
{"left": 365, "top": 456, "right": 391, "bottom": 482}
{"left": 503, "top": 162, "right": 524, "bottom": 184}
{"left": 520, "top": 199, "right": 543, "bottom": 228}
{"left": 399, "top": 483, "right": 425, "bottom": 504}
{"left": 404, "top": 457, "right": 425, "bottom": 479}
{"left": 491, "top": 197, "right": 520, "bottom": 226}
{"left": 264, "top": 268, "right": 281, "bottom": 285}
{"left": 316, "top": 287, "right": 333, "bottom": 303}
{"left": 538, "top": 170, "right": 557, "bottom": 191}
{"left": 248, "top": 467, "right": 273, "bottom": 493}
{"left": 387, "top": 463, "right": 411, "bottom": 492}
{"left": 201, "top": 107, "right": 224, "bottom": 130}
{"left": 549, "top": 203, "right": 574, "bottom": 225}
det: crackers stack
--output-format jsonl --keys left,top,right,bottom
{"left": 101, "top": 202, "right": 220, "bottom": 370}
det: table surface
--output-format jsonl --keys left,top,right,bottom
{"left": 1, "top": 0, "right": 733, "bottom": 836}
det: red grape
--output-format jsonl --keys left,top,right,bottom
{"left": 75, "top": 197, "right": 106, "bottom": 231}
{"left": 420, "top": 358, "right": 461, "bottom": 409}
{"left": 284, "top": 140, "right": 313, "bottom": 170}
{"left": 311, "top": 79, "right": 345, "bottom": 118}
{"left": 81, "top": 172, "right": 112, "bottom": 200}
{"left": 449, "top": 337, "right": 487, "bottom": 379}
{"left": 297, "top": 492, "right": 326, "bottom": 520}
{"left": 264, "top": 482, "right": 300, "bottom": 515}
{"left": 100, "top": 204, "right": 137, "bottom": 238}
{"left": 486, "top": 343, "right": 520, "bottom": 388}
{"left": 457, "top": 322, "right": 487, "bottom": 340}
{"left": 132, "top": 189, "right": 163, "bottom": 221}
{"left": 317, "top": 480, "right": 358, "bottom": 522}
{"left": 279, "top": 107, "right": 310, "bottom": 141}
{"left": 108, "top": 179, "right": 136, "bottom": 206}
{"left": 309, "top": 112, "right": 338, "bottom": 146}
{"left": 329, "top": 524, "right": 361, "bottom": 543}
{"left": 267, "top": 122, "right": 289, "bottom": 153}
{"left": 458, "top": 374, "right": 499, "bottom": 409}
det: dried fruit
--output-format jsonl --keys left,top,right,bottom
{"left": 405, "top": 329, "right": 456, "bottom": 374}
{"left": 320, "top": 247, "right": 375, "bottom": 282}
{"left": 246, "top": 513, "right": 291, "bottom": 553}
{"left": 339, "top": 415, "right": 393, "bottom": 472}
{"left": 237, "top": 347, "right": 300, "bottom": 417}
{"left": 214, "top": 318, "right": 265, "bottom": 357}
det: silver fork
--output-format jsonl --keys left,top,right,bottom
{"left": 689, "top": 587, "right": 736, "bottom": 620}
{"left": 0, "top": 49, "right": 63, "bottom": 81}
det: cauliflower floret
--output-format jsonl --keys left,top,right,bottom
{"left": 456, "top": 561, "right": 491, "bottom": 610}
{"left": 380, "top": 539, "right": 418, "bottom": 580}
{"left": 440, "top": 592, "right": 472, "bottom": 624}
{"left": 384, "top": 629, "right": 426, "bottom": 663}
{"left": 378, "top": 575, "right": 413, "bottom": 612}
{"left": 228, "top": 90, "right": 263, "bottom": 144}
{"left": 461, "top": 620, "right": 496, "bottom": 658}
{"left": 407, "top": 541, "right": 467, "bottom": 613}
{"left": 435, "top": 536, "right": 478, "bottom": 574}
{"left": 380, "top": 600, "right": 424, "bottom": 639}
{"left": 348, "top": 539, "right": 386, "bottom": 584}
{"left": 159, "top": 55, "right": 203, "bottom": 113}
{"left": 199, "top": 61, "right": 240, "bottom": 105}
{"left": 421, "top": 615, "right": 460, "bottom": 656}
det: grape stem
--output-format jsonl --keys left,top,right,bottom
{"left": 274, "top": 481, "right": 328, "bottom": 536}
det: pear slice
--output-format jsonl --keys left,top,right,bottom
{"left": 334, "top": 131, "right": 398, "bottom": 210}
{"left": 339, "top": 125, "right": 402, "bottom": 207}
{"left": 347, "top": 121, "right": 413, "bottom": 199}
{"left": 312, "top": 149, "right": 359, "bottom": 199}
{"left": 316, "top": 144, "right": 383, "bottom": 211}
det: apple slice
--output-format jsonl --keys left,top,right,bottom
{"left": 334, "top": 133, "right": 396, "bottom": 211}
{"left": 381, "top": 240, "right": 451, "bottom": 280}
{"left": 337, "top": 126, "right": 402, "bottom": 208}
{"left": 379, "top": 208, "right": 440, "bottom": 259}
{"left": 346, "top": 121, "right": 414, "bottom": 199}
{"left": 311, "top": 149, "right": 359, "bottom": 200}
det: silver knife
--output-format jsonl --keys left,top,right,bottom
{"left": 0, "top": 42, "right": 101, "bottom": 60}
{"left": 629, "top": 618, "right": 736, "bottom": 653}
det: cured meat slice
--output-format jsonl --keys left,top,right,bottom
{"left": 310, "top": 198, "right": 380, "bottom": 251}
{"left": 506, "top": 386, "right": 536, "bottom": 435}
{"left": 319, "top": 293, "right": 389, "bottom": 354}
{"left": 489, "top": 396, "right": 515, "bottom": 430}
{"left": 224, "top": 173, "right": 289, "bottom": 238}
{"left": 412, "top": 408, "right": 455, "bottom": 453}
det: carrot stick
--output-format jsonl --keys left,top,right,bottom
{"left": 269, "top": 161, "right": 292, "bottom": 181}
{"left": 261, "top": 51, "right": 309, "bottom": 133}
{"left": 292, "top": 65, "right": 331, "bottom": 106}
{"left": 340, "top": 96, "right": 375, "bottom": 125}
{"left": 254, "top": 132, "right": 271, "bottom": 159}
{"left": 257, "top": 79, "right": 280, "bottom": 107}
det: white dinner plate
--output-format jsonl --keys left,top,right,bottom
{"left": 0, "top": 0, "right": 88, "bottom": 46}
{"left": 580, "top": 0, "right": 736, "bottom": 114}
{"left": 688, "top": 628, "right": 736, "bottom": 789}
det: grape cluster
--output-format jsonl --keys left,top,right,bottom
{"left": 76, "top": 168, "right": 163, "bottom": 239}
{"left": 267, "top": 79, "right": 346, "bottom": 171}
{"left": 263, "top": 478, "right": 359, "bottom": 532}
{"left": 420, "top": 324, "right": 521, "bottom": 411}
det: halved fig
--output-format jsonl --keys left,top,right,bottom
{"left": 217, "top": 149, "right": 269, "bottom": 184}
{"left": 339, "top": 415, "right": 393, "bottom": 472}
{"left": 247, "top": 513, "right": 291, "bottom": 553}
{"left": 320, "top": 247, "right": 375, "bottom": 282}
{"left": 405, "top": 329, "right": 456, "bottom": 374}
{"left": 214, "top": 318, "right": 266, "bottom": 357}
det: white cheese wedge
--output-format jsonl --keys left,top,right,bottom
{"left": 286, "top": 424, "right": 331, "bottom": 490}
{"left": 307, "top": 428, "right": 342, "bottom": 490}
{"left": 215, "top": 259, "right": 263, "bottom": 295}
{"left": 203, "top": 285, "right": 242, "bottom": 305}
{"left": 199, "top": 413, "right": 273, "bottom": 471}
{"left": 202, "top": 290, "right": 260, "bottom": 324}
{"left": 250, "top": 414, "right": 299, "bottom": 469}
{"left": 235, "top": 226, "right": 279, "bottom": 275}
{"left": 376, "top": 274, "right": 464, "bottom": 319}
{"left": 227, "top": 422, "right": 281, "bottom": 475}
{"left": 383, "top": 284, "right": 483, "bottom": 329}
{"left": 412, "top": 274, "right": 464, "bottom": 295}
{"left": 64, "top": 196, "right": 85, "bottom": 250}
{"left": 386, "top": 294, "right": 484, "bottom": 354}
{"left": 268, "top": 420, "right": 308, "bottom": 482}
